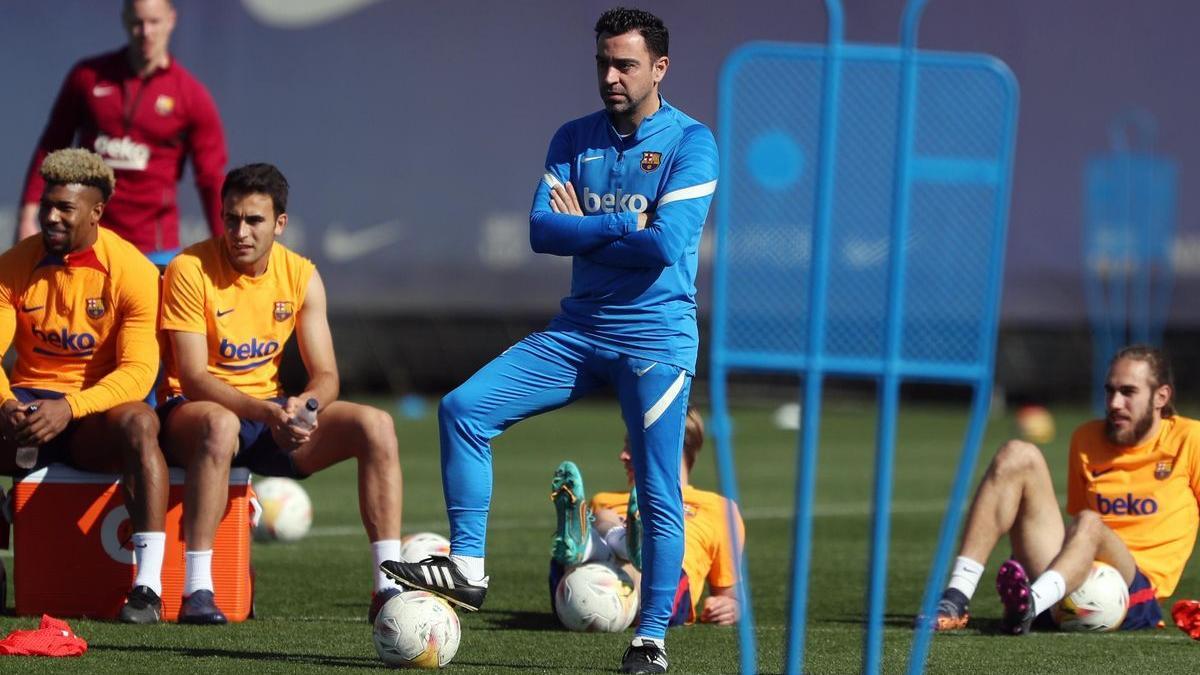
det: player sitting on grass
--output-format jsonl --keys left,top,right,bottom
{"left": 925, "top": 345, "right": 1198, "bottom": 634}
{"left": 549, "top": 407, "right": 743, "bottom": 627}
{"left": 157, "top": 162, "right": 403, "bottom": 624}
{"left": 0, "top": 149, "right": 169, "bottom": 624}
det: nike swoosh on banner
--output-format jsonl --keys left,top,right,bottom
{"left": 323, "top": 220, "right": 403, "bottom": 262}
{"left": 240, "top": 0, "right": 387, "bottom": 29}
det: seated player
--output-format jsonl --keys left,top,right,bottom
{"left": 0, "top": 149, "right": 169, "bottom": 623}
{"left": 157, "top": 163, "right": 403, "bottom": 624}
{"left": 549, "top": 407, "right": 743, "bottom": 626}
{"left": 925, "top": 345, "right": 1198, "bottom": 634}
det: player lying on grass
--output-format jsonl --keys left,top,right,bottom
{"left": 925, "top": 345, "right": 1198, "bottom": 634}
{"left": 157, "top": 162, "right": 403, "bottom": 624}
{"left": 0, "top": 149, "right": 169, "bottom": 624}
{"left": 549, "top": 407, "right": 743, "bottom": 627}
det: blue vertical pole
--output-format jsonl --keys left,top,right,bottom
{"left": 713, "top": 51, "right": 758, "bottom": 674}
{"left": 784, "top": 3, "right": 844, "bottom": 673}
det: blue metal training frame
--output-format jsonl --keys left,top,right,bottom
{"left": 1083, "top": 110, "right": 1177, "bottom": 415}
{"left": 709, "top": 1, "right": 1019, "bottom": 672}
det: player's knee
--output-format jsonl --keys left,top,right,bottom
{"left": 991, "top": 439, "right": 1046, "bottom": 478}
{"left": 358, "top": 408, "right": 399, "bottom": 463}
{"left": 198, "top": 410, "right": 240, "bottom": 462}
{"left": 1069, "top": 509, "right": 1106, "bottom": 539}
{"left": 439, "top": 388, "right": 477, "bottom": 426}
{"left": 116, "top": 407, "right": 160, "bottom": 447}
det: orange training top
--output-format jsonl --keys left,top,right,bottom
{"left": 1067, "top": 416, "right": 1200, "bottom": 597}
{"left": 159, "top": 238, "right": 314, "bottom": 400}
{"left": 0, "top": 228, "right": 159, "bottom": 416}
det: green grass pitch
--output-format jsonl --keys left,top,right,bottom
{"left": 2, "top": 399, "right": 1198, "bottom": 672}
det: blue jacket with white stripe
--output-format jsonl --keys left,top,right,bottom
{"left": 530, "top": 97, "right": 718, "bottom": 373}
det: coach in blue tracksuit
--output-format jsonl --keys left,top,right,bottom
{"left": 382, "top": 9, "right": 716, "bottom": 673}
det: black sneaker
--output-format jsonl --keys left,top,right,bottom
{"left": 369, "top": 586, "right": 403, "bottom": 624}
{"left": 620, "top": 637, "right": 669, "bottom": 674}
{"left": 119, "top": 585, "right": 162, "bottom": 624}
{"left": 913, "top": 588, "right": 970, "bottom": 631}
{"left": 178, "top": 589, "right": 228, "bottom": 625}
{"left": 996, "top": 559, "right": 1036, "bottom": 635}
{"left": 379, "top": 556, "right": 488, "bottom": 612}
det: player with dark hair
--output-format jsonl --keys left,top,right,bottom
{"left": 381, "top": 7, "right": 718, "bottom": 672}
{"left": 157, "top": 162, "right": 403, "bottom": 624}
{"left": 17, "top": 0, "right": 227, "bottom": 266}
{"left": 0, "top": 148, "right": 168, "bottom": 624}
{"left": 925, "top": 345, "right": 1200, "bottom": 635}
{"left": 548, "top": 407, "right": 744, "bottom": 628}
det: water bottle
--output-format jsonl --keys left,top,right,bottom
{"left": 14, "top": 404, "right": 38, "bottom": 470}
{"left": 289, "top": 398, "right": 319, "bottom": 432}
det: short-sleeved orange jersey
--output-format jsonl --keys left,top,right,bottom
{"left": 159, "top": 239, "right": 314, "bottom": 400}
{"left": 591, "top": 484, "right": 745, "bottom": 617}
{"left": 1067, "top": 416, "right": 1200, "bottom": 597}
{"left": 0, "top": 228, "right": 159, "bottom": 416}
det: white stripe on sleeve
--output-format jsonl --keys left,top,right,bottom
{"left": 657, "top": 179, "right": 717, "bottom": 207}
{"left": 542, "top": 172, "right": 563, "bottom": 189}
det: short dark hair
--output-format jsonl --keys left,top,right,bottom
{"left": 594, "top": 7, "right": 668, "bottom": 58}
{"left": 1111, "top": 344, "right": 1175, "bottom": 418}
{"left": 221, "top": 163, "right": 289, "bottom": 216}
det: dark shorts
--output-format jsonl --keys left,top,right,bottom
{"left": 10, "top": 387, "right": 78, "bottom": 469}
{"left": 1120, "top": 568, "right": 1162, "bottom": 630}
{"left": 157, "top": 395, "right": 309, "bottom": 479}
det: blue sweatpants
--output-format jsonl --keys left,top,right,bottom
{"left": 439, "top": 330, "right": 691, "bottom": 639}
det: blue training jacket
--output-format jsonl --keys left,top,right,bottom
{"left": 529, "top": 97, "right": 718, "bottom": 373}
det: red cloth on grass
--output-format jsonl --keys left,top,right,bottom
{"left": 0, "top": 615, "right": 87, "bottom": 656}
{"left": 1172, "top": 599, "right": 1200, "bottom": 640}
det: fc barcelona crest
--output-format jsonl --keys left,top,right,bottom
{"left": 273, "top": 301, "right": 293, "bottom": 322}
{"left": 154, "top": 95, "right": 175, "bottom": 116}
{"left": 86, "top": 297, "right": 105, "bottom": 319}
{"left": 1155, "top": 460, "right": 1173, "bottom": 480}
{"left": 640, "top": 151, "right": 662, "bottom": 173}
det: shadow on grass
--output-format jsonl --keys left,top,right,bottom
{"left": 826, "top": 613, "right": 1006, "bottom": 634}
{"left": 473, "top": 609, "right": 564, "bottom": 632}
{"left": 89, "top": 643, "right": 381, "bottom": 669}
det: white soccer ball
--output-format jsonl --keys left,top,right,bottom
{"left": 372, "top": 590, "right": 461, "bottom": 669}
{"left": 554, "top": 561, "right": 639, "bottom": 633}
{"left": 401, "top": 532, "right": 451, "bottom": 562}
{"left": 1053, "top": 561, "right": 1129, "bottom": 632}
{"left": 253, "top": 477, "right": 313, "bottom": 542}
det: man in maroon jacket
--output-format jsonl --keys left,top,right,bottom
{"left": 17, "top": 0, "right": 227, "bottom": 267}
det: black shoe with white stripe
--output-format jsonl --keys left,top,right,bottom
{"left": 620, "top": 637, "right": 669, "bottom": 674}
{"left": 379, "top": 556, "right": 488, "bottom": 612}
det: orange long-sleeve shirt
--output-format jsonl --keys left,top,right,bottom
{"left": 0, "top": 228, "right": 159, "bottom": 416}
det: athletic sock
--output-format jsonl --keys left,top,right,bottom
{"left": 449, "top": 554, "right": 487, "bottom": 584}
{"left": 947, "top": 555, "right": 986, "bottom": 599}
{"left": 372, "top": 539, "right": 402, "bottom": 592}
{"left": 604, "top": 524, "right": 630, "bottom": 561}
{"left": 184, "top": 550, "right": 214, "bottom": 596}
{"left": 131, "top": 532, "right": 166, "bottom": 597}
{"left": 1030, "top": 570, "right": 1067, "bottom": 615}
{"left": 582, "top": 528, "right": 612, "bottom": 562}
{"left": 632, "top": 635, "right": 665, "bottom": 649}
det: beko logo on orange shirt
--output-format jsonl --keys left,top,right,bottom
{"left": 1096, "top": 493, "right": 1158, "bottom": 515}
{"left": 32, "top": 327, "right": 97, "bottom": 351}
{"left": 218, "top": 337, "right": 280, "bottom": 360}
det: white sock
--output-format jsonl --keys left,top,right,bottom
{"left": 184, "top": 550, "right": 214, "bottom": 596}
{"left": 1030, "top": 570, "right": 1067, "bottom": 615}
{"left": 582, "top": 528, "right": 611, "bottom": 563}
{"left": 449, "top": 554, "right": 487, "bottom": 584}
{"left": 372, "top": 539, "right": 402, "bottom": 592}
{"left": 604, "top": 524, "right": 629, "bottom": 561}
{"left": 632, "top": 636, "right": 665, "bottom": 649}
{"left": 132, "top": 532, "right": 166, "bottom": 596}
{"left": 946, "top": 556, "right": 986, "bottom": 600}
